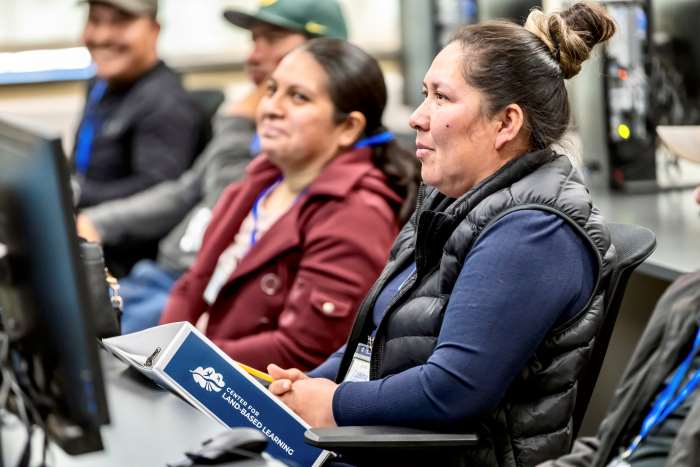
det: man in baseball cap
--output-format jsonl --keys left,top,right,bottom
{"left": 224, "top": 0, "right": 347, "bottom": 87}
{"left": 79, "top": 0, "right": 160, "bottom": 85}
{"left": 224, "top": 0, "right": 348, "bottom": 41}
{"left": 73, "top": 0, "right": 208, "bottom": 273}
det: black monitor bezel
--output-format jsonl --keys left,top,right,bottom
{"left": 0, "top": 115, "right": 109, "bottom": 454}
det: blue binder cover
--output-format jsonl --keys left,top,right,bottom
{"left": 162, "top": 331, "right": 326, "bottom": 466}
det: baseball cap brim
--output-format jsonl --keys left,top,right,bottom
{"left": 223, "top": 9, "right": 309, "bottom": 35}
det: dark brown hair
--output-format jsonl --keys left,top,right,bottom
{"left": 451, "top": 2, "right": 615, "bottom": 150}
{"left": 299, "top": 38, "right": 419, "bottom": 224}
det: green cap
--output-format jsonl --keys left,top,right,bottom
{"left": 81, "top": 0, "right": 158, "bottom": 17}
{"left": 223, "top": 0, "right": 348, "bottom": 40}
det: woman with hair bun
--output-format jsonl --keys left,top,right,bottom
{"left": 268, "top": 3, "right": 618, "bottom": 465}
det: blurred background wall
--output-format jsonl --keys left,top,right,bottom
{"left": 0, "top": 0, "right": 405, "bottom": 150}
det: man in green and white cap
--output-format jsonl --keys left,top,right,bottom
{"left": 224, "top": 0, "right": 348, "bottom": 40}
{"left": 224, "top": 0, "right": 348, "bottom": 91}
{"left": 78, "top": 0, "right": 349, "bottom": 333}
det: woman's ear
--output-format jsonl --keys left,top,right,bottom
{"left": 337, "top": 111, "right": 367, "bottom": 148}
{"left": 493, "top": 103, "right": 525, "bottom": 151}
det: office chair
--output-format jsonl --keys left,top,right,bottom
{"left": 189, "top": 89, "right": 225, "bottom": 123}
{"left": 304, "top": 223, "right": 656, "bottom": 467}
{"left": 189, "top": 88, "right": 225, "bottom": 157}
{"left": 571, "top": 222, "right": 656, "bottom": 438}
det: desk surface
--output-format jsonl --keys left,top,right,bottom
{"left": 591, "top": 188, "right": 699, "bottom": 281}
{"left": 2, "top": 353, "right": 283, "bottom": 467}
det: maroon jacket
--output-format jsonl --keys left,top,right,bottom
{"left": 160, "top": 148, "right": 401, "bottom": 371}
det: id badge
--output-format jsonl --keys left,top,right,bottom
{"left": 343, "top": 343, "right": 372, "bottom": 382}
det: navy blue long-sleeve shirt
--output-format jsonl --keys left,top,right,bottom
{"left": 309, "top": 209, "right": 597, "bottom": 427}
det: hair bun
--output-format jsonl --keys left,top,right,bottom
{"left": 524, "top": 2, "right": 616, "bottom": 79}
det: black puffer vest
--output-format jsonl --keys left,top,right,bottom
{"left": 336, "top": 149, "right": 616, "bottom": 466}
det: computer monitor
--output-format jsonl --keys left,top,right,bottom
{"left": 0, "top": 115, "right": 109, "bottom": 455}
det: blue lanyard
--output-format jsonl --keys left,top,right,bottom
{"left": 621, "top": 328, "right": 700, "bottom": 459}
{"left": 246, "top": 130, "right": 394, "bottom": 245}
{"left": 249, "top": 130, "right": 394, "bottom": 156}
{"left": 249, "top": 134, "right": 261, "bottom": 155}
{"left": 249, "top": 178, "right": 282, "bottom": 246}
{"left": 249, "top": 178, "right": 309, "bottom": 246}
{"left": 354, "top": 131, "right": 394, "bottom": 149}
{"left": 74, "top": 80, "right": 108, "bottom": 175}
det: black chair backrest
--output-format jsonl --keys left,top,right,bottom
{"left": 572, "top": 223, "right": 657, "bottom": 438}
{"left": 188, "top": 88, "right": 225, "bottom": 157}
{"left": 189, "top": 89, "right": 225, "bottom": 122}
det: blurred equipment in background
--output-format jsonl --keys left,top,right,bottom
{"left": 399, "top": 0, "right": 542, "bottom": 109}
{"left": 400, "top": 0, "right": 478, "bottom": 108}
{"left": 602, "top": 1, "right": 656, "bottom": 190}
{"left": 573, "top": 0, "right": 700, "bottom": 191}
{"left": 0, "top": 116, "right": 109, "bottom": 460}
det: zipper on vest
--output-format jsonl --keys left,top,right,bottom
{"left": 346, "top": 187, "right": 427, "bottom": 381}
{"left": 335, "top": 260, "right": 401, "bottom": 382}
{"left": 370, "top": 271, "right": 419, "bottom": 379}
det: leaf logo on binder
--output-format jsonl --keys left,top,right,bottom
{"left": 190, "top": 366, "right": 225, "bottom": 392}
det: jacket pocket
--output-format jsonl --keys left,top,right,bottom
{"left": 310, "top": 288, "right": 353, "bottom": 319}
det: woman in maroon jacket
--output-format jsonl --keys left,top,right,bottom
{"left": 160, "top": 38, "right": 418, "bottom": 371}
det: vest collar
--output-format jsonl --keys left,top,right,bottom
{"left": 413, "top": 149, "right": 560, "bottom": 273}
